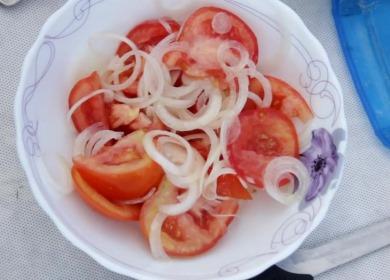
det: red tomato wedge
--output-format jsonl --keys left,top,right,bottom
{"left": 164, "top": 7, "right": 258, "bottom": 82}
{"left": 73, "top": 130, "right": 164, "bottom": 201}
{"left": 71, "top": 168, "right": 140, "bottom": 221}
{"left": 117, "top": 19, "right": 181, "bottom": 57}
{"left": 140, "top": 178, "right": 239, "bottom": 257}
{"left": 245, "top": 76, "right": 313, "bottom": 123}
{"left": 228, "top": 108, "right": 299, "bottom": 187}
{"left": 116, "top": 19, "right": 180, "bottom": 96}
{"left": 68, "top": 72, "right": 109, "bottom": 132}
{"left": 217, "top": 174, "right": 252, "bottom": 200}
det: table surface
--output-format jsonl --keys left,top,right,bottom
{"left": 1, "top": 0, "right": 390, "bottom": 279}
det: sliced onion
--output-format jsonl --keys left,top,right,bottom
{"left": 195, "top": 91, "right": 208, "bottom": 112}
{"left": 199, "top": 127, "right": 220, "bottom": 191}
{"left": 170, "top": 70, "right": 181, "bottom": 85}
{"left": 155, "top": 86, "right": 222, "bottom": 131}
{"left": 164, "top": 82, "right": 203, "bottom": 100}
{"left": 217, "top": 40, "right": 249, "bottom": 74}
{"left": 212, "top": 12, "right": 232, "bottom": 35}
{"left": 67, "top": 89, "right": 114, "bottom": 121}
{"left": 93, "top": 33, "right": 142, "bottom": 92}
{"left": 292, "top": 118, "right": 314, "bottom": 153}
{"left": 184, "top": 133, "right": 209, "bottom": 142}
{"left": 143, "top": 130, "right": 194, "bottom": 176}
{"left": 214, "top": 74, "right": 249, "bottom": 126}
{"left": 150, "top": 33, "right": 187, "bottom": 62}
{"left": 149, "top": 212, "right": 168, "bottom": 259}
{"left": 263, "top": 156, "right": 310, "bottom": 205}
{"left": 85, "top": 130, "right": 124, "bottom": 157}
{"left": 111, "top": 51, "right": 165, "bottom": 108}
{"left": 117, "top": 188, "right": 156, "bottom": 205}
{"left": 248, "top": 92, "right": 262, "bottom": 108}
{"left": 160, "top": 182, "right": 200, "bottom": 215}
{"left": 159, "top": 18, "right": 173, "bottom": 34}
{"left": 204, "top": 165, "right": 236, "bottom": 200}
{"left": 73, "top": 123, "right": 104, "bottom": 157}
{"left": 246, "top": 68, "right": 273, "bottom": 108}
{"left": 159, "top": 89, "right": 200, "bottom": 109}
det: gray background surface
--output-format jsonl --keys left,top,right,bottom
{"left": 1, "top": 0, "right": 390, "bottom": 279}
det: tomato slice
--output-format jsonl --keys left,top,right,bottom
{"left": 228, "top": 108, "right": 299, "bottom": 187}
{"left": 116, "top": 19, "right": 181, "bottom": 96}
{"left": 217, "top": 174, "right": 252, "bottom": 200}
{"left": 117, "top": 19, "right": 181, "bottom": 58}
{"left": 140, "top": 178, "right": 239, "bottom": 257}
{"left": 68, "top": 72, "right": 109, "bottom": 132}
{"left": 73, "top": 130, "right": 164, "bottom": 201}
{"left": 164, "top": 7, "right": 259, "bottom": 83}
{"left": 71, "top": 168, "right": 140, "bottom": 221}
{"left": 245, "top": 76, "right": 313, "bottom": 123}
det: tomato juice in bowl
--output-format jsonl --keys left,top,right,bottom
{"left": 15, "top": 0, "right": 347, "bottom": 279}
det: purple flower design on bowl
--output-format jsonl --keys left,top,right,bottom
{"left": 301, "top": 128, "right": 339, "bottom": 201}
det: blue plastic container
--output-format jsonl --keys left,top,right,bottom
{"left": 333, "top": 0, "right": 390, "bottom": 148}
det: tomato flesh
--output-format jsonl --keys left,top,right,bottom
{"left": 117, "top": 19, "right": 180, "bottom": 57}
{"left": 71, "top": 168, "right": 140, "bottom": 221}
{"left": 245, "top": 76, "right": 313, "bottom": 123}
{"left": 116, "top": 19, "right": 180, "bottom": 96}
{"left": 217, "top": 174, "right": 252, "bottom": 200}
{"left": 68, "top": 72, "right": 109, "bottom": 132}
{"left": 228, "top": 108, "right": 299, "bottom": 187}
{"left": 73, "top": 130, "right": 164, "bottom": 201}
{"left": 140, "top": 178, "right": 239, "bottom": 257}
{"left": 164, "top": 7, "right": 259, "bottom": 84}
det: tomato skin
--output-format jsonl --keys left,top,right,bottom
{"left": 116, "top": 19, "right": 180, "bottom": 96}
{"left": 71, "top": 168, "right": 140, "bottom": 221}
{"left": 165, "top": 6, "right": 259, "bottom": 82}
{"left": 68, "top": 72, "right": 109, "bottom": 132}
{"left": 73, "top": 130, "right": 164, "bottom": 201}
{"left": 217, "top": 174, "right": 252, "bottom": 200}
{"left": 117, "top": 19, "right": 181, "bottom": 57}
{"left": 140, "top": 178, "right": 239, "bottom": 257}
{"left": 245, "top": 76, "right": 313, "bottom": 123}
{"left": 228, "top": 108, "right": 299, "bottom": 187}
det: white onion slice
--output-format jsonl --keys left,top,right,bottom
{"left": 184, "top": 133, "right": 209, "bottom": 142}
{"left": 67, "top": 89, "right": 114, "bottom": 121}
{"left": 263, "top": 156, "right": 310, "bottom": 205}
{"left": 203, "top": 165, "right": 236, "bottom": 200}
{"left": 212, "top": 12, "right": 232, "bottom": 35}
{"left": 155, "top": 87, "right": 222, "bottom": 131}
{"left": 246, "top": 68, "right": 273, "bottom": 108}
{"left": 73, "top": 123, "right": 104, "bottom": 157}
{"left": 117, "top": 188, "right": 156, "bottom": 205}
{"left": 93, "top": 33, "right": 142, "bottom": 92}
{"left": 248, "top": 92, "right": 262, "bottom": 108}
{"left": 292, "top": 118, "right": 314, "bottom": 153}
{"left": 160, "top": 183, "right": 200, "bottom": 215}
{"left": 149, "top": 212, "right": 168, "bottom": 259}
{"left": 217, "top": 40, "right": 249, "bottom": 74}
{"left": 85, "top": 130, "right": 124, "bottom": 157}
{"left": 159, "top": 18, "right": 173, "bottom": 34}
{"left": 199, "top": 127, "right": 220, "bottom": 190}
{"left": 212, "top": 74, "right": 247, "bottom": 129}
{"left": 170, "top": 70, "right": 181, "bottom": 85}
{"left": 165, "top": 150, "right": 205, "bottom": 187}
{"left": 143, "top": 130, "right": 194, "bottom": 176}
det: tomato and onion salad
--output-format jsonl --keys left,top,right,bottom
{"left": 66, "top": 6, "right": 314, "bottom": 258}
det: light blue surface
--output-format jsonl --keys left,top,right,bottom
{"left": 333, "top": 0, "right": 390, "bottom": 148}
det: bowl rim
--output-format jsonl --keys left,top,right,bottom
{"left": 14, "top": 1, "right": 348, "bottom": 279}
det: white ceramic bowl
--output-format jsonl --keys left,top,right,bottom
{"left": 15, "top": 0, "right": 347, "bottom": 279}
